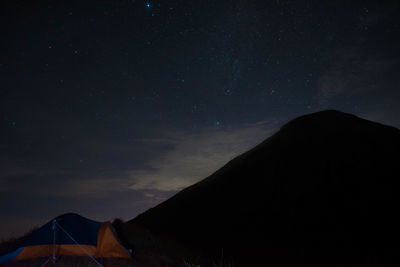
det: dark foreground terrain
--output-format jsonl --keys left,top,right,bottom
{"left": 124, "top": 110, "right": 400, "bottom": 266}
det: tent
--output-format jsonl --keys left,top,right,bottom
{"left": 0, "top": 213, "right": 131, "bottom": 264}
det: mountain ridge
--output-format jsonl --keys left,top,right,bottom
{"left": 128, "top": 110, "right": 400, "bottom": 266}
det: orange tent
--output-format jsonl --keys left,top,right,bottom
{"left": 0, "top": 213, "right": 131, "bottom": 264}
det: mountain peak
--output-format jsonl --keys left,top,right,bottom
{"left": 282, "top": 109, "right": 362, "bottom": 129}
{"left": 276, "top": 110, "right": 399, "bottom": 141}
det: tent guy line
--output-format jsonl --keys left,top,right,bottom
{"left": 50, "top": 220, "right": 103, "bottom": 266}
{"left": 0, "top": 213, "right": 130, "bottom": 264}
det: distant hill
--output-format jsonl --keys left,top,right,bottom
{"left": 128, "top": 110, "right": 400, "bottom": 266}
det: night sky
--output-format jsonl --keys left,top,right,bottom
{"left": 1, "top": 0, "right": 399, "bottom": 239}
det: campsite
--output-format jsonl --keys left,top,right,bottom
{"left": 1, "top": 0, "right": 399, "bottom": 266}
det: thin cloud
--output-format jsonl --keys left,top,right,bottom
{"left": 0, "top": 122, "right": 276, "bottom": 195}
{"left": 317, "top": 49, "right": 396, "bottom": 105}
{"left": 128, "top": 123, "right": 275, "bottom": 191}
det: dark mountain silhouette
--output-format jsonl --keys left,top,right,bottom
{"left": 128, "top": 110, "right": 400, "bottom": 266}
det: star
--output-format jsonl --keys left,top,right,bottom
{"left": 145, "top": 2, "right": 151, "bottom": 8}
{"left": 215, "top": 121, "right": 221, "bottom": 126}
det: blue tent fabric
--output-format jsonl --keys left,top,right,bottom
{"left": 0, "top": 213, "right": 102, "bottom": 262}
{"left": 18, "top": 213, "right": 101, "bottom": 247}
{"left": 0, "top": 248, "right": 22, "bottom": 263}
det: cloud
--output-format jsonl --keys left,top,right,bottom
{"left": 317, "top": 49, "right": 395, "bottom": 105}
{"left": 317, "top": 6, "right": 400, "bottom": 107}
{"left": 128, "top": 123, "right": 275, "bottom": 191}
{"left": 0, "top": 121, "right": 276, "bottom": 195}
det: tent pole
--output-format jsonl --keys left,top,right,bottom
{"left": 55, "top": 221, "right": 103, "bottom": 267}
{"left": 52, "top": 220, "right": 56, "bottom": 264}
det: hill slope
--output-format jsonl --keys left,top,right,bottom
{"left": 128, "top": 110, "right": 400, "bottom": 266}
